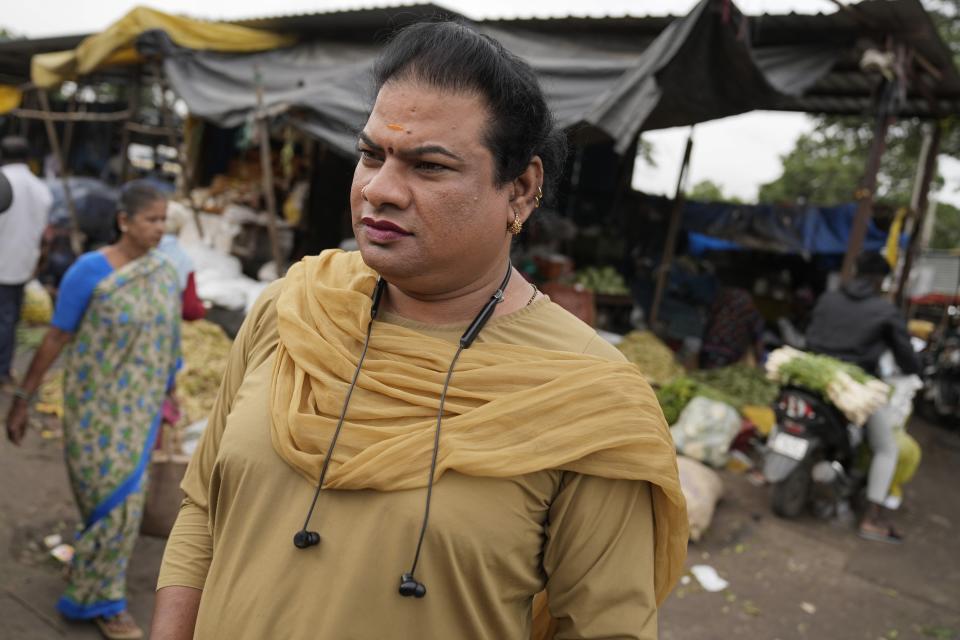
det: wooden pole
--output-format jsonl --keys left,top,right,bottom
{"left": 840, "top": 110, "right": 892, "bottom": 282}
{"left": 119, "top": 73, "right": 140, "bottom": 184}
{"left": 60, "top": 94, "right": 79, "bottom": 166}
{"left": 895, "top": 121, "right": 941, "bottom": 307}
{"left": 10, "top": 107, "right": 132, "bottom": 122}
{"left": 254, "top": 65, "right": 285, "bottom": 276}
{"left": 649, "top": 129, "right": 694, "bottom": 327}
{"left": 37, "top": 90, "right": 84, "bottom": 256}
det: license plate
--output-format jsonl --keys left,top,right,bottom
{"left": 769, "top": 432, "right": 809, "bottom": 461}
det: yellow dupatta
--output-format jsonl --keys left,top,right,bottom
{"left": 270, "top": 250, "right": 687, "bottom": 608}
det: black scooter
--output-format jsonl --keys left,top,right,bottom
{"left": 762, "top": 386, "right": 866, "bottom": 518}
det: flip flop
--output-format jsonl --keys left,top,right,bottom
{"left": 857, "top": 526, "right": 903, "bottom": 545}
{"left": 94, "top": 613, "right": 143, "bottom": 640}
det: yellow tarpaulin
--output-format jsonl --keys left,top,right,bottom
{"left": 884, "top": 206, "right": 908, "bottom": 268}
{"left": 0, "top": 85, "right": 23, "bottom": 114}
{"left": 32, "top": 6, "right": 295, "bottom": 88}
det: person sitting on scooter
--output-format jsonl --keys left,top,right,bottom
{"left": 806, "top": 252, "right": 920, "bottom": 543}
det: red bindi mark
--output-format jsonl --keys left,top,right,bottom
{"left": 387, "top": 123, "right": 404, "bottom": 131}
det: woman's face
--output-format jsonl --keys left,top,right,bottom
{"left": 120, "top": 198, "right": 167, "bottom": 250}
{"left": 351, "top": 80, "right": 515, "bottom": 294}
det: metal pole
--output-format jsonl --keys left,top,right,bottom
{"left": 38, "top": 90, "right": 84, "bottom": 256}
{"left": 254, "top": 65, "right": 285, "bottom": 276}
{"left": 649, "top": 129, "right": 694, "bottom": 327}
{"left": 895, "top": 121, "right": 941, "bottom": 307}
{"left": 840, "top": 110, "right": 892, "bottom": 282}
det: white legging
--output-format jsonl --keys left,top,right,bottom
{"left": 864, "top": 404, "right": 899, "bottom": 505}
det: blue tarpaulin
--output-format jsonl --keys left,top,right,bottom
{"left": 681, "top": 200, "right": 894, "bottom": 256}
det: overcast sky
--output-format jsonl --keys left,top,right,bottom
{"left": 4, "top": 0, "right": 959, "bottom": 207}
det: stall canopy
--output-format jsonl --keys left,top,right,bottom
{"left": 29, "top": 6, "right": 295, "bottom": 89}
{"left": 145, "top": 0, "right": 843, "bottom": 157}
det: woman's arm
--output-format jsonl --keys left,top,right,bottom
{"left": 542, "top": 475, "right": 658, "bottom": 640}
{"left": 5, "top": 327, "right": 72, "bottom": 444}
{"left": 150, "top": 586, "right": 202, "bottom": 640}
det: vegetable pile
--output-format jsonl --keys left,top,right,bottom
{"left": 690, "top": 364, "right": 779, "bottom": 408}
{"left": 617, "top": 331, "right": 684, "bottom": 386}
{"left": 573, "top": 266, "right": 629, "bottom": 295}
{"left": 656, "top": 376, "right": 741, "bottom": 424}
{"left": 765, "top": 346, "right": 889, "bottom": 426}
{"left": 178, "top": 319, "right": 234, "bottom": 425}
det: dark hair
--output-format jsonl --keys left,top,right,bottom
{"left": 0, "top": 136, "right": 29, "bottom": 163}
{"left": 114, "top": 180, "right": 166, "bottom": 237}
{"left": 856, "top": 252, "right": 891, "bottom": 278}
{"left": 372, "top": 21, "right": 567, "bottom": 201}
{"left": 118, "top": 180, "right": 166, "bottom": 217}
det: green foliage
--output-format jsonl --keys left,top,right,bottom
{"left": 689, "top": 179, "right": 723, "bottom": 201}
{"left": 758, "top": 118, "right": 949, "bottom": 206}
{"left": 759, "top": 0, "right": 960, "bottom": 211}
{"left": 930, "top": 202, "right": 960, "bottom": 250}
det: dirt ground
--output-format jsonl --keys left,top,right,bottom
{"left": 1, "top": 359, "right": 959, "bottom": 639}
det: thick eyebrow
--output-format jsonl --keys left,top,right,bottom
{"left": 358, "top": 131, "right": 464, "bottom": 163}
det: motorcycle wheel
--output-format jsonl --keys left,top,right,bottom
{"left": 771, "top": 461, "right": 811, "bottom": 518}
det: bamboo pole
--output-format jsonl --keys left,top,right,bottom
{"left": 119, "top": 73, "right": 140, "bottom": 184}
{"left": 649, "top": 129, "right": 694, "bottom": 328}
{"left": 37, "top": 90, "right": 83, "bottom": 256}
{"left": 10, "top": 107, "right": 132, "bottom": 122}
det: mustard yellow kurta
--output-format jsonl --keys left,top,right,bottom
{"left": 159, "top": 281, "right": 661, "bottom": 639}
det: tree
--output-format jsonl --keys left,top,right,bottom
{"left": 758, "top": 118, "right": 944, "bottom": 206}
{"left": 688, "top": 179, "right": 742, "bottom": 203}
{"left": 757, "top": 1, "right": 960, "bottom": 250}
{"left": 931, "top": 202, "right": 960, "bottom": 250}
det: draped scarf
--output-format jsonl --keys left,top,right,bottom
{"left": 270, "top": 250, "right": 687, "bottom": 606}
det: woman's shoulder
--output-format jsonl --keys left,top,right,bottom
{"left": 497, "top": 299, "right": 626, "bottom": 362}
{"left": 61, "top": 250, "right": 112, "bottom": 283}
{"left": 73, "top": 250, "right": 112, "bottom": 270}
{"left": 236, "top": 279, "right": 286, "bottom": 349}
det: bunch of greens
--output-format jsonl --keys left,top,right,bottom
{"left": 690, "top": 364, "right": 779, "bottom": 407}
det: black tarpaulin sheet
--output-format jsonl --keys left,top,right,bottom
{"left": 143, "top": 0, "right": 840, "bottom": 157}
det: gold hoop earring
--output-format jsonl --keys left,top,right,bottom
{"left": 508, "top": 209, "right": 523, "bottom": 235}
{"left": 534, "top": 186, "right": 543, "bottom": 208}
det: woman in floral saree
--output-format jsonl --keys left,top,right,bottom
{"left": 7, "top": 181, "right": 181, "bottom": 640}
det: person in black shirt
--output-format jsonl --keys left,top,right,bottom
{"left": 806, "top": 252, "right": 919, "bottom": 543}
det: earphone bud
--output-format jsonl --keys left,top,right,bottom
{"left": 398, "top": 573, "right": 426, "bottom": 598}
{"left": 293, "top": 530, "right": 321, "bottom": 549}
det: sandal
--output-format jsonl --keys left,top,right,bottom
{"left": 94, "top": 612, "right": 143, "bottom": 640}
{"left": 857, "top": 523, "right": 903, "bottom": 545}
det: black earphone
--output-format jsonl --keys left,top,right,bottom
{"left": 293, "top": 264, "right": 514, "bottom": 600}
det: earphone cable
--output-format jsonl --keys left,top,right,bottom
{"left": 299, "top": 316, "right": 377, "bottom": 533}
{"left": 407, "top": 343, "right": 464, "bottom": 576}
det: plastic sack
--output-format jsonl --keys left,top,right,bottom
{"left": 741, "top": 404, "right": 776, "bottom": 436}
{"left": 886, "top": 431, "right": 922, "bottom": 509}
{"left": 670, "top": 396, "right": 742, "bottom": 467}
{"left": 20, "top": 280, "right": 53, "bottom": 324}
{"left": 884, "top": 374, "right": 923, "bottom": 429}
{"left": 677, "top": 455, "right": 724, "bottom": 542}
